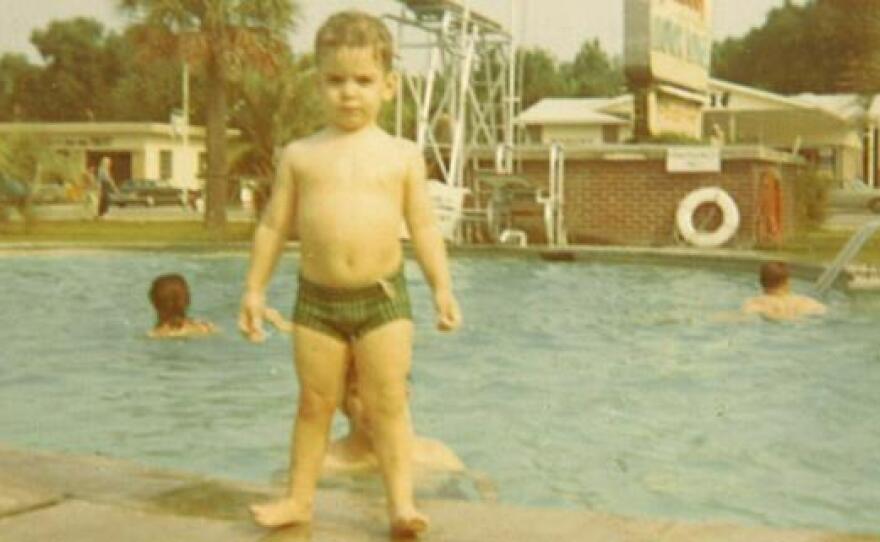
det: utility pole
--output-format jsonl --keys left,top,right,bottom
{"left": 182, "top": 61, "right": 193, "bottom": 190}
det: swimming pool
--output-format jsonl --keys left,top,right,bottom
{"left": 1, "top": 250, "right": 878, "bottom": 534}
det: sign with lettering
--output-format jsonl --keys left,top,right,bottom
{"left": 624, "top": 0, "right": 712, "bottom": 92}
{"left": 666, "top": 146, "right": 721, "bottom": 173}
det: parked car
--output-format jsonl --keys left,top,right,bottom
{"left": 0, "top": 176, "right": 29, "bottom": 204}
{"left": 110, "top": 179, "right": 188, "bottom": 207}
{"left": 829, "top": 179, "right": 880, "bottom": 213}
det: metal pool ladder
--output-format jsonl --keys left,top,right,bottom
{"left": 814, "top": 219, "right": 880, "bottom": 295}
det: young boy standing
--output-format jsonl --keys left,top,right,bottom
{"left": 238, "top": 10, "right": 461, "bottom": 537}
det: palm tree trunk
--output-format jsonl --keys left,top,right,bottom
{"left": 204, "top": 53, "right": 228, "bottom": 231}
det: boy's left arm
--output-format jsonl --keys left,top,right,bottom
{"left": 402, "top": 143, "right": 461, "bottom": 331}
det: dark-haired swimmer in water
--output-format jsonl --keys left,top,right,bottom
{"left": 148, "top": 275, "right": 290, "bottom": 339}
{"left": 148, "top": 274, "right": 217, "bottom": 338}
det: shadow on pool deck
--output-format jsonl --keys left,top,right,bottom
{"left": 0, "top": 443, "right": 876, "bottom": 542}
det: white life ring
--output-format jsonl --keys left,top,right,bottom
{"left": 676, "top": 187, "right": 740, "bottom": 247}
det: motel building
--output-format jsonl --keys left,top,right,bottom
{"left": 0, "top": 121, "right": 237, "bottom": 191}
{"left": 517, "top": 80, "right": 880, "bottom": 188}
{"left": 480, "top": 0, "right": 880, "bottom": 249}
{"left": 509, "top": 81, "right": 880, "bottom": 248}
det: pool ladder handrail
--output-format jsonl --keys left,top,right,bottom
{"left": 814, "top": 219, "right": 880, "bottom": 295}
{"left": 536, "top": 142, "right": 567, "bottom": 248}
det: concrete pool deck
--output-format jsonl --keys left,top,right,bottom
{"left": 0, "top": 444, "right": 876, "bottom": 542}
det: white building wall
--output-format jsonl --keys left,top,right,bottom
{"left": 542, "top": 124, "right": 604, "bottom": 145}
{"left": 130, "top": 150, "right": 145, "bottom": 180}
{"left": 839, "top": 146, "right": 861, "bottom": 180}
{"left": 0, "top": 123, "right": 213, "bottom": 190}
{"left": 143, "top": 145, "right": 160, "bottom": 179}
{"left": 175, "top": 144, "right": 201, "bottom": 190}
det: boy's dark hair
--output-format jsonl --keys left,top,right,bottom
{"left": 315, "top": 10, "right": 394, "bottom": 71}
{"left": 759, "top": 261, "right": 789, "bottom": 291}
{"left": 149, "top": 274, "right": 190, "bottom": 328}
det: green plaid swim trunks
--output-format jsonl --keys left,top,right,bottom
{"left": 293, "top": 266, "right": 412, "bottom": 341}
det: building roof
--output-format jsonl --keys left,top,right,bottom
{"left": 870, "top": 95, "right": 880, "bottom": 121}
{"left": 519, "top": 80, "right": 868, "bottom": 131}
{"left": 707, "top": 79, "right": 852, "bottom": 123}
{"left": 0, "top": 122, "right": 240, "bottom": 139}
{"left": 516, "top": 98, "right": 629, "bottom": 126}
{"left": 794, "top": 93, "right": 868, "bottom": 122}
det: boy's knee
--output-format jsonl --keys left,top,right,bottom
{"left": 298, "top": 387, "right": 338, "bottom": 420}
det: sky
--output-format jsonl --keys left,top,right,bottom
{"left": 1, "top": 0, "right": 789, "bottom": 64}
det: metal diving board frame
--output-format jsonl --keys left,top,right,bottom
{"left": 387, "top": 0, "right": 520, "bottom": 193}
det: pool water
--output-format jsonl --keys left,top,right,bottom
{"left": 1, "top": 251, "right": 878, "bottom": 533}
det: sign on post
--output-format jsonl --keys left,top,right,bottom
{"left": 666, "top": 146, "right": 721, "bottom": 173}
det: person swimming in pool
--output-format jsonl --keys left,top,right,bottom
{"left": 326, "top": 350, "right": 497, "bottom": 503}
{"left": 335, "top": 361, "right": 465, "bottom": 474}
{"left": 261, "top": 308, "right": 468, "bottom": 476}
{"left": 742, "top": 261, "right": 827, "bottom": 321}
{"left": 148, "top": 274, "right": 217, "bottom": 339}
{"left": 237, "top": 10, "right": 461, "bottom": 536}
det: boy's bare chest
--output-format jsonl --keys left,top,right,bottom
{"left": 298, "top": 152, "right": 405, "bottom": 195}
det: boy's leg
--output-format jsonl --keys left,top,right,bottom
{"left": 250, "top": 324, "right": 349, "bottom": 527}
{"left": 353, "top": 319, "right": 427, "bottom": 535}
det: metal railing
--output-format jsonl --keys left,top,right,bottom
{"left": 814, "top": 219, "right": 880, "bottom": 295}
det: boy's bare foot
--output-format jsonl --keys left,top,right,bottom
{"left": 390, "top": 509, "right": 429, "bottom": 538}
{"left": 249, "top": 498, "right": 311, "bottom": 528}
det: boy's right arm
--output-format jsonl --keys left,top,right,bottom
{"left": 239, "top": 145, "right": 298, "bottom": 342}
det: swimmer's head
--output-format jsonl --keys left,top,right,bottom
{"left": 759, "top": 261, "right": 790, "bottom": 292}
{"left": 149, "top": 273, "right": 190, "bottom": 328}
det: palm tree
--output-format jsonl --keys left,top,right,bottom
{"left": 230, "top": 53, "right": 324, "bottom": 179}
{"left": 119, "top": 0, "right": 299, "bottom": 230}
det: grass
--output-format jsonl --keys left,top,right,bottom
{"left": 0, "top": 220, "right": 256, "bottom": 244}
{"left": 772, "top": 228, "right": 880, "bottom": 265}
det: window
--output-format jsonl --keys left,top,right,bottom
{"left": 602, "top": 125, "right": 619, "bottom": 143}
{"left": 818, "top": 147, "right": 836, "bottom": 176}
{"left": 160, "top": 150, "right": 173, "bottom": 181}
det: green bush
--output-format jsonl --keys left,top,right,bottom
{"left": 792, "top": 167, "right": 834, "bottom": 228}
{"left": 624, "top": 132, "right": 706, "bottom": 145}
{"left": 0, "top": 133, "right": 79, "bottom": 187}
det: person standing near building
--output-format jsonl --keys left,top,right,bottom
{"left": 96, "top": 157, "right": 120, "bottom": 218}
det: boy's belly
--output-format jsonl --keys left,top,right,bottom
{"left": 297, "top": 201, "right": 404, "bottom": 287}
{"left": 298, "top": 239, "right": 403, "bottom": 287}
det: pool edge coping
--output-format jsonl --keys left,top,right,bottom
{"left": 0, "top": 241, "right": 842, "bottom": 287}
{"left": 0, "top": 442, "right": 876, "bottom": 541}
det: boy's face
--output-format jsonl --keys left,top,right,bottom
{"left": 318, "top": 46, "right": 396, "bottom": 132}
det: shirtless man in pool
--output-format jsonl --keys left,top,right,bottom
{"left": 742, "top": 261, "right": 827, "bottom": 321}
